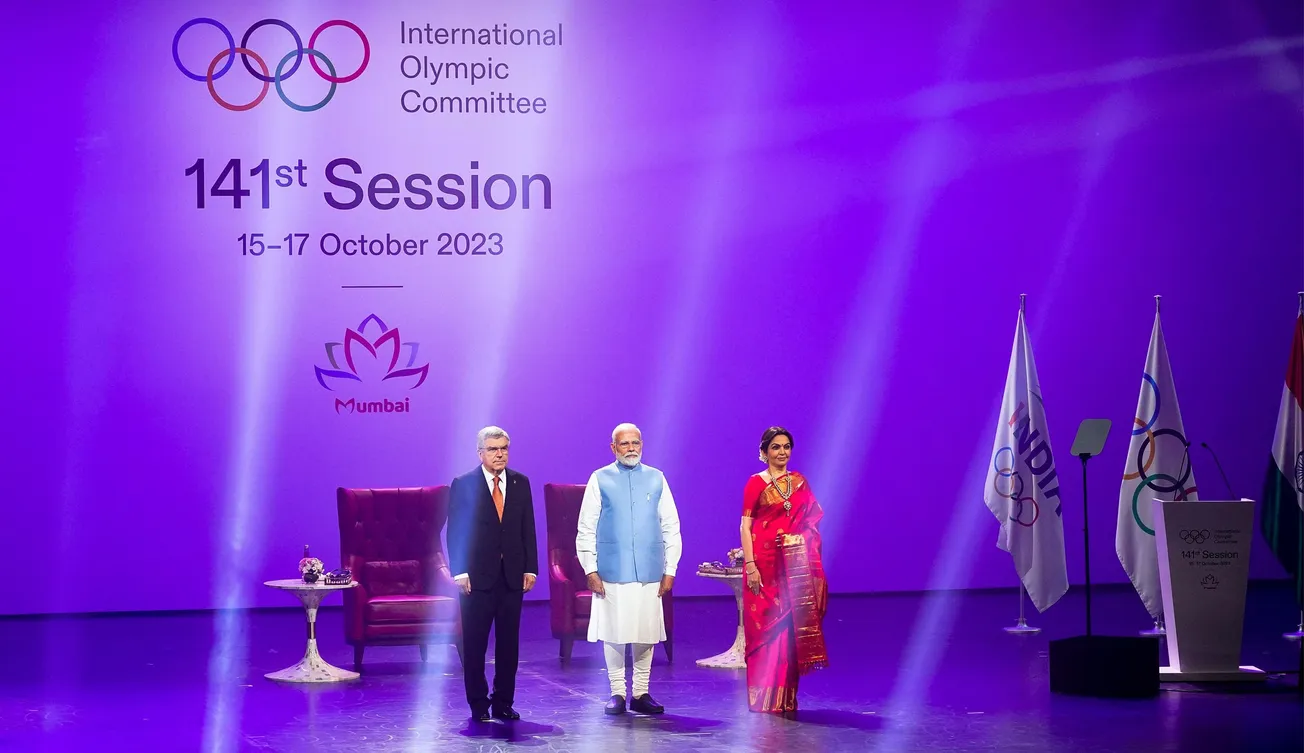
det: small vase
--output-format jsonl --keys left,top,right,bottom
{"left": 303, "top": 571, "right": 320, "bottom": 584}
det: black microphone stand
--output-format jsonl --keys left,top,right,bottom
{"left": 1199, "top": 442, "right": 1235, "bottom": 499}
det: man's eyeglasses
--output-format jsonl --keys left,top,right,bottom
{"left": 482, "top": 446, "right": 510, "bottom": 455}
{"left": 616, "top": 441, "right": 642, "bottom": 450}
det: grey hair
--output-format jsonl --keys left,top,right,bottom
{"left": 477, "top": 425, "right": 510, "bottom": 450}
{"left": 611, "top": 422, "right": 642, "bottom": 442}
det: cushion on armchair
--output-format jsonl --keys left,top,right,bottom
{"left": 366, "top": 595, "right": 459, "bottom": 624}
{"left": 362, "top": 559, "right": 422, "bottom": 597}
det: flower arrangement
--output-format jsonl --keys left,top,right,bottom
{"left": 698, "top": 548, "right": 747, "bottom": 575}
{"left": 299, "top": 557, "right": 325, "bottom": 584}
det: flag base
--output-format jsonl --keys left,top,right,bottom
{"left": 1003, "top": 622, "right": 1041, "bottom": 635}
{"left": 1049, "top": 635, "right": 1160, "bottom": 698}
{"left": 1159, "top": 665, "right": 1265, "bottom": 682}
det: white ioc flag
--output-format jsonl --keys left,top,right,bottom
{"left": 1116, "top": 309, "right": 1198, "bottom": 621}
{"left": 984, "top": 306, "right": 1069, "bottom": 612}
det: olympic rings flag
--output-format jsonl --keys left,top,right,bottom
{"left": 172, "top": 18, "right": 369, "bottom": 111}
{"left": 984, "top": 301, "right": 1069, "bottom": 613}
{"left": 1115, "top": 304, "right": 1200, "bottom": 621}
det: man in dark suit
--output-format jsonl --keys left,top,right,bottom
{"left": 447, "top": 426, "right": 538, "bottom": 722}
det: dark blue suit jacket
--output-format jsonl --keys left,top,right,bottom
{"left": 447, "top": 467, "right": 538, "bottom": 592}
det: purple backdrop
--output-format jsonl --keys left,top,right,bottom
{"left": 3, "top": 0, "right": 1302, "bottom": 615}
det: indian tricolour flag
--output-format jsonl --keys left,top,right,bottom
{"left": 1116, "top": 303, "right": 1198, "bottom": 621}
{"left": 1261, "top": 302, "right": 1303, "bottom": 608}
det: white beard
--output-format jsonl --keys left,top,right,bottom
{"left": 618, "top": 453, "right": 641, "bottom": 467}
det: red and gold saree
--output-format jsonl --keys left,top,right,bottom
{"left": 742, "top": 471, "right": 828, "bottom": 712}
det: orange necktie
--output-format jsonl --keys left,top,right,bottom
{"left": 493, "top": 475, "right": 504, "bottom": 521}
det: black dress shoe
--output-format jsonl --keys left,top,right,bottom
{"left": 470, "top": 709, "right": 491, "bottom": 722}
{"left": 604, "top": 695, "right": 627, "bottom": 715}
{"left": 629, "top": 694, "right": 664, "bottom": 714}
{"left": 492, "top": 706, "right": 521, "bottom": 721}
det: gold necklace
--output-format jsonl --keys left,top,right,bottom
{"left": 770, "top": 472, "right": 793, "bottom": 512}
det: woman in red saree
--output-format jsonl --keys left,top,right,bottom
{"left": 740, "top": 426, "right": 828, "bottom": 713}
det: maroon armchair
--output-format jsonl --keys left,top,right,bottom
{"left": 337, "top": 486, "right": 462, "bottom": 670}
{"left": 544, "top": 483, "right": 674, "bottom": 662}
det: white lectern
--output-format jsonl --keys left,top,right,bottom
{"left": 1152, "top": 499, "right": 1265, "bottom": 681}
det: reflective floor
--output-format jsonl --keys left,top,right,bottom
{"left": 1, "top": 582, "right": 1300, "bottom": 752}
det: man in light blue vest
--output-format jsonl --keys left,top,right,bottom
{"left": 576, "top": 423, "right": 683, "bottom": 715}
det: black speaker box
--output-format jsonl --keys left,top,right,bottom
{"left": 1049, "top": 635, "right": 1160, "bottom": 698}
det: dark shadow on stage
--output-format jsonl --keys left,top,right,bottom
{"left": 351, "top": 662, "right": 436, "bottom": 677}
{"left": 604, "top": 713, "right": 725, "bottom": 734}
{"left": 1159, "top": 678, "right": 1304, "bottom": 696}
{"left": 459, "top": 719, "right": 562, "bottom": 745}
{"left": 771, "top": 709, "right": 884, "bottom": 731}
{"left": 347, "top": 655, "right": 465, "bottom": 677}
{"left": 556, "top": 655, "right": 603, "bottom": 669}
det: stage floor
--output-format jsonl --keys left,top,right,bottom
{"left": 1, "top": 583, "right": 1300, "bottom": 752}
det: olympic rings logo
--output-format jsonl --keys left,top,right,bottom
{"left": 1130, "top": 373, "right": 1163, "bottom": 437}
{"left": 992, "top": 446, "right": 1039, "bottom": 527}
{"left": 1123, "top": 372, "right": 1198, "bottom": 536}
{"left": 1178, "top": 529, "right": 1209, "bottom": 545}
{"left": 172, "top": 18, "right": 369, "bottom": 111}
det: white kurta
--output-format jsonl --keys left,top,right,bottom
{"left": 575, "top": 467, "right": 683, "bottom": 644}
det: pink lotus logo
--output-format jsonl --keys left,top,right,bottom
{"left": 315, "top": 314, "right": 429, "bottom": 391}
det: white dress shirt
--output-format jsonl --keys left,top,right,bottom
{"left": 482, "top": 465, "right": 506, "bottom": 499}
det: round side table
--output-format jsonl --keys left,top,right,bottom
{"left": 695, "top": 571, "right": 746, "bottom": 669}
{"left": 263, "top": 579, "right": 359, "bottom": 683}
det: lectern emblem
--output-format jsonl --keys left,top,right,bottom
{"left": 1200, "top": 574, "right": 1219, "bottom": 590}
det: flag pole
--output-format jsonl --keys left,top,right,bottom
{"left": 1140, "top": 617, "right": 1166, "bottom": 636}
{"left": 1138, "top": 296, "right": 1168, "bottom": 637}
{"left": 1287, "top": 613, "right": 1304, "bottom": 641}
{"left": 1005, "top": 583, "right": 1041, "bottom": 634}
{"left": 1003, "top": 293, "right": 1043, "bottom": 635}
{"left": 1293, "top": 295, "right": 1304, "bottom": 697}
{"left": 1285, "top": 294, "right": 1304, "bottom": 645}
